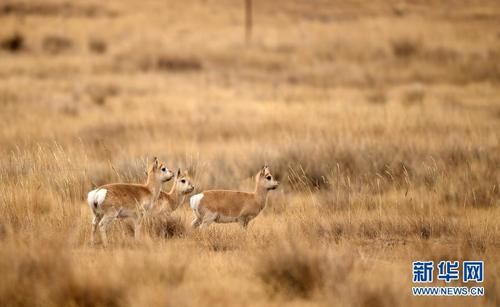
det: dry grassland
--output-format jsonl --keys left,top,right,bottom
{"left": 0, "top": 0, "right": 499, "bottom": 306}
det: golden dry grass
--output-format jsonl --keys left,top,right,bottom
{"left": 0, "top": 0, "right": 499, "bottom": 306}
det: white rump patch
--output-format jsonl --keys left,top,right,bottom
{"left": 190, "top": 193, "right": 204, "bottom": 210}
{"left": 87, "top": 188, "right": 107, "bottom": 209}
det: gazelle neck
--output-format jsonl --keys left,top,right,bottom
{"left": 254, "top": 183, "right": 269, "bottom": 206}
{"left": 166, "top": 181, "right": 186, "bottom": 211}
{"left": 173, "top": 193, "right": 187, "bottom": 211}
{"left": 146, "top": 172, "right": 162, "bottom": 199}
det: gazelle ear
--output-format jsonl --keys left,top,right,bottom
{"left": 151, "top": 156, "right": 159, "bottom": 168}
{"left": 183, "top": 169, "right": 189, "bottom": 176}
{"left": 176, "top": 169, "right": 181, "bottom": 177}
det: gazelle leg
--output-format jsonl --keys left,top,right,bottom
{"left": 134, "top": 215, "right": 143, "bottom": 240}
{"left": 98, "top": 214, "right": 115, "bottom": 247}
{"left": 191, "top": 216, "right": 202, "bottom": 228}
{"left": 200, "top": 212, "right": 217, "bottom": 229}
{"left": 91, "top": 214, "right": 102, "bottom": 245}
{"left": 191, "top": 210, "right": 202, "bottom": 228}
{"left": 239, "top": 214, "right": 256, "bottom": 230}
{"left": 238, "top": 216, "right": 250, "bottom": 229}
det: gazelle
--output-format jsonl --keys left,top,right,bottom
{"left": 86, "top": 157, "right": 174, "bottom": 246}
{"left": 156, "top": 169, "right": 195, "bottom": 214}
{"left": 190, "top": 166, "right": 279, "bottom": 229}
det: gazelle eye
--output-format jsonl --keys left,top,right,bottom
{"left": 266, "top": 176, "right": 272, "bottom": 180}
{"left": 161, "top": 167, "right": 166, "bottom": 172}
{"left": 181, "top": 179, "right": 186, "bottom": 183}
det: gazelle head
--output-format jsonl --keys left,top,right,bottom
{"left": 174, "top": 169, "right": 195, "bottom": 194}
{"left": 148, "top": 157, "right": 175, "bottom": 183}
{"left": 256, "top": 165, "right": 279, "bottom": 191}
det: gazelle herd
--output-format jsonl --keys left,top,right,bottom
{"left": 87, "top": 157, "right": 279, "bottom": 246}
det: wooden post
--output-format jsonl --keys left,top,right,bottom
{"left": 245, "top": 0, "right": 252, "bottom": 43}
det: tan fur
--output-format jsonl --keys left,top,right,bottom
{"left": 191, "top": 166, "right": 279, "bottom": 229}
{"left": 156, "top": 170, "right": 195, "bottom": 214}
{"left": 87, "top": 157, "right": 174, "bottom": 246}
